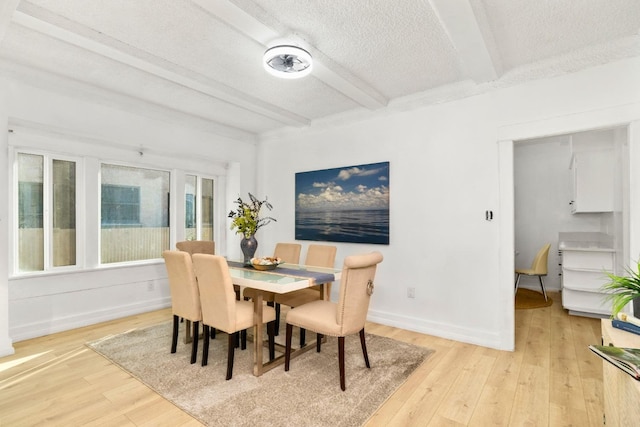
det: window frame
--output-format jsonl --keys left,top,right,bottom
{"left": 8, "top": 141, "right": 226, "bottom": 277}
{"left": 10, "top": 148, "right": 83, "bottom": 275}
{"left": 99, "top": 161, "right": 172, "bottom": 266}
{"left": 184, "top": 174, "right": 217, "bottom": 242}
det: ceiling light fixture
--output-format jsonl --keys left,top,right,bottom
{"left": 263, "top": 45, "right": 312, "bottom": 79}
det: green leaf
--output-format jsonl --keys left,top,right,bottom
{"left": 601, "top": 260, "right": 640, "bottom": 317}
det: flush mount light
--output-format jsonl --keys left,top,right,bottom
{"left": 263, "top": 45, "right": 312, "bottom": 79}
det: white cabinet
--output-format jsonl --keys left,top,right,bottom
{"left": 561, "top": 246, "right": 615, "bottom": 317}
{"left": 570, "top": 149, "right": 614, "bottom": 213}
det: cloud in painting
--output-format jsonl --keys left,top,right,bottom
{"left": 297, "top": 184, "right": 388, "bottom": 211}
{"left": 296, "top": 162, "right": 390, "bottom": 212}
{"left": 337, "top": 166, "right": 385, "bottom": 181}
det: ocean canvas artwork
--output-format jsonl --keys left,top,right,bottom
{"left": 295, "top": 162, "right": 389, "bottom": 245}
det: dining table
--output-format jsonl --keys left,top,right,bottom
{"left": 226, "top": 260, "right": 341, "bottom": 376}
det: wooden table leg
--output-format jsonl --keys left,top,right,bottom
{"left": 320, "top": 284, "right": 328, "bottom": 344}
{"left": 253, "top": 291, "right": 264, "bottom": 376}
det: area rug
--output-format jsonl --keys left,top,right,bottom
{"left": 516, "top": 288, "right": 553, "bottom": 309}
{"left": 87, "top": 322, "right": 432, "bottom": 427}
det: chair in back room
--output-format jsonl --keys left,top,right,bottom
{"left": 514, "top": 243, "right": 551, "bottom": 301}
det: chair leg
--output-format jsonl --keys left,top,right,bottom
{"left": 268, "top": 321, "right": 275, "bottom": 361}
{"left": 240, "top": 330, "right": 247, "bottom": 350}
{"left": 316, "top": 333, "right": 322, "bottom": 352}
{"left": 359, "top": 329, "right": 370, "bottom": 368}
{"left": 226, "top": 333, "right": 235, "bottom": 380}
{"left": 284, "top": 323, "right": 293, "bottom": 371}
{"left": 300, "top": 328, "right": 306, "bottom": 347}
{"left": 190, "top": 321, "right": 199, "bottom": 364}
{"left": 272, "top": 302, "right": 280, "bottom": 336}
{"left": 514, "top": 273, "right": 521, "bottom": 294}
{"left": 211, "top": 328, "right": 216, "bottom": 339}
{"left": 202, "top": 325, "right": 210, "bottom": 366}
{"left": 171, "top": 315, "right": 179, "bottom": 353}
{"left": 538, "top": 276, "right": 548, "bottom": 302}
{"left": 338, "top": 336, "right": 346, "bottom": 391}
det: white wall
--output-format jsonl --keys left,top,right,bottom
{"left": 260, "top": 99, "right": 503, "bottom": 347}
{"left": 258, "top": 56, "right": 640, "bottom": 350}
{"left": 0, "top": 77, "right": 258, "bottom": 353}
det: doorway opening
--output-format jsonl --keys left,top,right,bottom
{"left": 498, "top": 106, "right": 639, "bottom": 351}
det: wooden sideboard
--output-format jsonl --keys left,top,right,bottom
{"left": 600, "top": 319, "right": 640, "bottom": 426}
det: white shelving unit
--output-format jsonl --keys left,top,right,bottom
{"left": 559, "top": 232, "right": 614, "bottom": 317}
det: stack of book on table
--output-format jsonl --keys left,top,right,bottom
{"left": 611, "top": 312, "right": 640, "bottom": 336}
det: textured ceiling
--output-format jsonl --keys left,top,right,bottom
{"left": 0, "top": 0, "right": 639, "bottom": 141}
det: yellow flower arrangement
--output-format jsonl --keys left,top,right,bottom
{"left": 227, "top": 193, "right": 276, "bottom": 238}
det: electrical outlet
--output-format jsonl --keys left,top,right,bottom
{"left": 407, "top": 287, "right": 415, "bottom": 298}
{"left": 147, "top": 280, "right": 154, "bottom": 291}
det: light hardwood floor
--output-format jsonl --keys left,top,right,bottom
{"left": 0, "top": 291, "right": 603, "bottom": 426}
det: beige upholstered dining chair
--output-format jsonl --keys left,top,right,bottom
{"left": 177, "top": 239, "right": 238, "bottom": 299}
{"left": 243, "top": 242, "right": 302, "bottom": 308}
{"left": 275, "top": 244, "right": 337, "bottom": 344}
{"left": 162, "top": 250, "right": 202, "bottom": 364}
{"left": 176, "top": 240, "right": 215, "bottom": 255}
{"left": 176, "top": 240, "right": 227, "bottom": 329}
{"left": 192, "top": 254, "right": 276, "bottom": 379}
{"left": 284, "top": 251, "right": 383, "bottom": 391}
{"left": 515, "top": 243, "right": 551, "bottom": 301}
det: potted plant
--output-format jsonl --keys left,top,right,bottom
{"left": 228, "top": 193, "right": 276, "bottom": 264}
{"left": 602, "top": 261, "right": 640, "bottom": 318}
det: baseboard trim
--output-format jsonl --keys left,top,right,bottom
{"left": 367, "top": 308, "right": 506, "bottom": 350}
{"left": 10, "top": 298, "right": 171, "bottom": 343}
{"left": 0, "top": 336, "right": 15, "bottom": 357}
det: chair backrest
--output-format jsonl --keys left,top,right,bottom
{"left": 192, "top": 254, "right": 236, "bottom": 333}
{"left": 530, "top": 243, "right": 551, "bottom": 275}
{"left": 176, "top": 240, "right": 215, "bottom": 256}
{"left": 162, "top": 250, "right": 202, "bottom": 321}
{"left": 336, "top": 251, "right": 383, "bottom": 335}
{"left": 274, "top": 243, "right": 302, "bottom": 264}
{"left": 305, "top": 244, "right": 337, "bottom": 268}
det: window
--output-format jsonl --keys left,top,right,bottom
{"left": 201, "top": 178, "right": 214, "bottom": 240}
{"left": 18, "top": 181, "right": 43, "bottom": 229}
{"left": 12, "top": 142, "right": 222, "bottom": 275}
{"left": 16, "top": 153, "right": 77, "bottom": 272}
{"left": 100, "top": 164, "right": 170, "bottom": 263}
{"left": 101, "top": 184, "right": 140, "bottom": 226}
{"left": 185, "top": 175, "right": 197, "bottom": 240}
{"left": 184, "top": 175, "right": 214, "bottom": 241}
{"left": 52, "top": 159, "right": 77, "bottom": 267}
